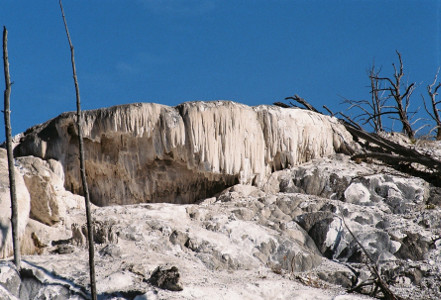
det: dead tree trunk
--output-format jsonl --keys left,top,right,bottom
{"left": 59, "top": 2, "right": 97, "bottom": 299}
{"left": 369, "top": 64, "right": 384, "bottom": 133}
{"left": 374, "top": 51, "right": 415, "bottom": 139}
{"left": 339, "top": 64, "right": 388, "bottom": 133}
{"left": 285, "top": 94, "right": 321, "bottom": 113}
{"left": 3, "top": 27, "right": 21, "bottom": 269}
{"left": 423, "top": 70, "right": 441, "bottom": 140}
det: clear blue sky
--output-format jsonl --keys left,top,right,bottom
{"left": 1, "top": 0, "right": 440, "bottom": 142}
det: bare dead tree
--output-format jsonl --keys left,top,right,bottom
{"left": 2, "top": 26, "right": 21, "bottom": 269}
{"left": 369, "top": 65, "right": 385, "bottom": 133}
{"left": 59, "top": 2, "right": 97, "bottom": 299}
{"left": 373, "top": 51, "right": 416, "bottom": 139}
{"left": 342, "top": 64, "right": 389, "bottom": 133}
{"left": 422, "top": 69, "right": 441, "bottom": 140}
{"left": 343, "top": 53, "right": 418, "bottom": 138}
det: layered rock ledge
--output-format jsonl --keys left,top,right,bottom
{"left": 14, "top": 101, "right": 353, "bottom": 206}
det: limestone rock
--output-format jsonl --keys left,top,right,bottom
{"left": 343, "top": 173, "right": 427, "bottom": 214}
{"left": 0, "top": 153, "right": 439, "bottom": 299}
{"left": 295, "top": 205, "right": 400, "bottom": 264}
{"left": 14, "top": 101, "right": 353, "bottom": 206}
{"left": 1, "top": 262, "right": 88, "bottom": 299}
{"left": 0, "top": 148, "right": 31, "bottom": 259}
{"left": 0, "top": 261, "right": 21, "bottom": 298}
{"left": 278, "top": 156, "right": 433, "bottom": 265}
{"left": 0, "top": 285, "right": 19, "bottom": 300}
{"left": 262, "top": 154, "right": 356, "bottom": 198}
{"left": 395, "top": 231, "right": 432, "bottom": 261}
{"left": 16, "top": 156, "right": 66, "bottom": 225}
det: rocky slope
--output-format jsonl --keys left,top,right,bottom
{"left": 0, "top": 101, "right": 440, "bottom": 299}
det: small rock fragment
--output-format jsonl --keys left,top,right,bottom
{"left": 148, "top": 266, "right": 183, "bottom": 291}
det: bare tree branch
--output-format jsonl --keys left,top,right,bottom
{"left": 322, "top": 105, "right": 335, "bottom": 116}
{"left": 423, "top": 69, "right": 441, "bottom": 140}
{"left": 338, "top": 112, "right": 363, "bottom": 130}
{"left": 273, "top": 101, "right": 291, "bottom": 108}
{"left": 340, "top": 210, "right": 404, "bottom": 300}
{"left": 285, "top": 94, "right": 321, "bottom": 113}
{"left": 343, "top": 63, "right": 389, "bottom": 133}
{"left": 402, "top": 83, "right": 415, "bottom": 101}
{"left": 365, "top": 52, "right": 417, "bottom": 138}
{"left": 374, "top": 76, "right": 396, "bottom": 87}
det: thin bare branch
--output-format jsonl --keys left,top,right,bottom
{"left": 322, "top": 105, "right": 335, "bottom": 116}
{"left": 373, "top": 76, "right": 396, "bottom": 88}
{"left": 338, "top": 112, "right": 363, "bottom": 130}
{"left": 425, "top": 69, "right": 441, "bottom": 139}
{"left": 285, "top": 94, "right": 321, "bottom": 113}
{"left": 402, "top": 83, "right": 415, "bottom": 101}
{"left": 340, "top": 208, "right": 404, "bottom": 300}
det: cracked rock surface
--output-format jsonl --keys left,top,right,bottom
{"left": 1, "top": 154, "right": 440, "bottom": 299}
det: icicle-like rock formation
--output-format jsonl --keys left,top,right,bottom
{"left": 14, "top": 101, "right": 353, "bottom": 206}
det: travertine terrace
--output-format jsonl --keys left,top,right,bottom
{"left": 14, "top": 101, "right": 352, "bottom": 206}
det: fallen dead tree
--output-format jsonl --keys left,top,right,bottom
{"left": 275, "top": 96, "right": 441, "bottom": 188}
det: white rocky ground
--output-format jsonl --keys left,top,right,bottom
{"left": 1, "top": 153, "right": 440, "bottom": 299}
{"left": 1, "top": 101, "right": 441, "bottom": 299}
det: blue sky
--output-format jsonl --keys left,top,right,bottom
{"left": 1, "top": 0, "right": 440, "bottom": 142}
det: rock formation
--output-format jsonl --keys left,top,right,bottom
{"left": 1, "top": 101, "right": 440, "bottom": 299}
{"left": 16, "top": 156, "right": 66, "bottom": 226}
{"left": 1, "top": 153, "right": 440, "bottom": 299}
{"left": 13, "top": 101, "right": 352, "bottom": 206}
{"left": 0, "top": 152, "right": 84, "bottom": 260}
{"left": 0, "top": 149, "right": 30, "bottom": 259}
